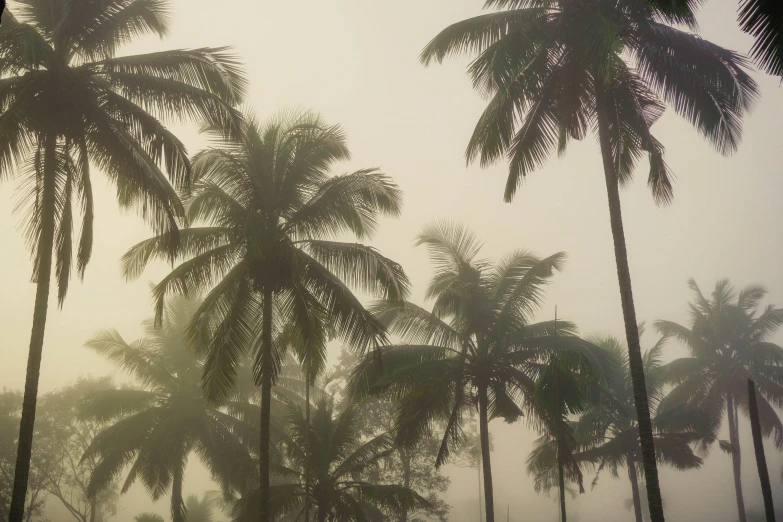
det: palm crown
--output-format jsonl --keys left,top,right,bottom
{"left": 80, "top": 297, "right": 252, "bottom": 522}
{"left": 420, "top": 0, "right": 757, "bottom": 203}
{"left": 349, "top": 222, "right": 607, "bottom": 521}
{"left": 0, "top": 0, "right": 246, "bottom": 301}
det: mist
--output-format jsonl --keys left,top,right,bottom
{"left": 1, "top": 0, "right": 782, "bottom": 521}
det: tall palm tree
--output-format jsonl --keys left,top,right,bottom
{"left": 239, "top": 399, "right": 432, "bottom": 522}
{"left": 121, "top": 110, "right": 410, "bottom": 521}
{"left": 0, "top": 2, "right": 245, "bottom": 518}
{"left": 419, "top": 2, "right": 756, "bottom": 519}
{"left": 572, "top": 333, "right": 711, "bottom": 522}
{"left": 350, "top": 222, "right": 605, "bottom": 522}
{"left": 80, "top": 297, "right": 254, "bottom": 522}
{"left": 655, "top": 279, "right": 783, "bottom": 522}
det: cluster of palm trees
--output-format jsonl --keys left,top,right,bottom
{"left": 1, "top": 0, "right": 782, "bottom": 521}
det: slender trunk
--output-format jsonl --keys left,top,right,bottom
{"left": 171, "top": 462, "right": 186, "bottom": 522}
{"left": 305, "top": 379, "right": 311, "bottom": 522}
{"left": 478, "top": 385, "right": 495, "bottom": 522}
{"left": 727, "top": 395, "right": 747, "bottom": 522}
{"left": 594, "top": 81, "right": 664, "bottom": 522}
{"left": 627, "top": 453, "right": 644, "bottom": 522}
{"left": 260, "top": 288, "right": 274, "bottom": 522}
{"left": 9, "top": 134, "right": 58, "bottom": 522}
{"left": 400, "top": 448, "right": 411, "bottom": 522}
{"left": 748, "top": 380, "right": 776, "bottom": 522}
{"left": 557, "top": 436, "right": 566, "bottom": 522}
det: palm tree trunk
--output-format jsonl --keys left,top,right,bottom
{"left": 316, "top": 504, "right": 328, "bottom": 522}
{"left": 171, "top": 462, "right": 185, "bottom": 522}
{"left": 627, "top": 453, "right": 644, "bottom": 522}
{"left": 260, "top": 288, "right": 274, "bottom": 522}
{"left": 595, "top": 81, "right": 665, "bottom": 522}
{"left": 557, "top": 439, "right": 566, "bottom": 522}
{"left": 478, "top": 385, "right": 495, "bottom": 522}
{"left": 400, "top": 447, "right": 412, "bottom": 522}
{"left": 9, "top": 134, "right": 58, "bottom": 522}
{"left": 748, "top": 379, "right": 776, "bottom": 522}
{"left": 727, "top": 395, "right": 747, "bottom": 522}
{"left": 305, "top": 378, "right": 311, "bottom": 522}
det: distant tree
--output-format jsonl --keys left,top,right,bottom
{"left": 121, "top": 109, "right": 409, "bottom": 521}
{"left": 656, "top": 280, "right": 783, "bottom": 522}
{"left": 184, "top": 494, "right": 218, "bottom": 522}
{"left": 332, "top": 349, "right": 451, "bottom": 522}
{"left": 38, "top": 378, "right": 120, "bottom": 522}
{"left": 233, "top": 399, "right": 431, "bottom": 522}
{"left": 574, "top": 333, "right": 712, "bottom": 522}
{"left": 81, "top": 297, "right": 253, "bottom": 522}
{"left": 350, "top": 222, "right": 604, "bottom": 522}
{"left": 0, "top": 2, "right": 246, "bottom": 518}
{"left": 420, "top": 3, "right": 757, "bottom": 520}
{"left": 134, "top": 514, "right": 165, "bottom": 522}
{"left": 526, "top": 341, "right": 612, "bottom": 522}
{"left": 0, "top": 390, "right": 52, "bottom": 522}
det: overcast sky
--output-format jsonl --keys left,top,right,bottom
{"left": 1, "top": 0, "right": 782, "bottom": 520}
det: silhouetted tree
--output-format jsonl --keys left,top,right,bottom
{"left": 0, "top": 2, "right": 245, "bottom": 518}
{"left": 121, "top": 110, "right": 410, "bottom": 521}
{"left": 350, "top": 222, "right": 605, "bottom": 522}
{"left": 656, "top": 279, "right": 783, "bottom": 522}
{"left": 81, "top": 297, "right": 253, "bottom": 522}
{"left": 420, "top": 2, "right": 757, "bottom": 520}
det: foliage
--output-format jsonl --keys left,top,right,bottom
{"left": 234, "top": 399, "right": 431, "bottom": 522}
{"left": 0, "top": 0, "right": 247, "bottom": 301}
{"left": 0, "top": 390, "right": 52, "bottom": 522}
{"left": 81, "top": 296, "right": 253, "bottom": 522}
{"left": 332, "top": 349, "right": 451, "bottom": 522}
{"left": 656, "top": 280, "right": 783, "bottom": 447}
{"left": 38, "top": 378, "right": 120, "bottom": 522}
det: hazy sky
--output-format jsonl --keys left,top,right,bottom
{"left": 1, "top": 0, "right": 782, "bottom": 520}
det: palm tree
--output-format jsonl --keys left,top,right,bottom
{"left": 80, "top": 297, "right": 254, "bottom": 522}
{"left": 526, "top": 343, "right": 610, "bottom": 522}
{"left": 350, "top": 222, "right": 605, "bottom": 522}
{"left": 747, "top": 378, "right": 776, "bottom": 522}
{"left": 573, "top": 333, "right": 711, "bottom": 522}
{"left": 184, "top": 494, "right": 218, "bottom": 522}
{"left": 121, "top": 110, "right": 410, "bottom": 521}
{"left": 655, "top": 279, "right": 783, "bottom": 522}
{"left": 419, "top": 2, "right": 757, "bottom": 519}
{"left": 0, "top": 2, "right": 246, "bottom": 518}
{"left": 234, "top": 399, "right": 431, "bottom": 522}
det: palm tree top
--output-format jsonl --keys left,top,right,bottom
{"left": 418, "top": 0, "right": 757, "bottom": 203}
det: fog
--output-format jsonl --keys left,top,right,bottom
{"left": 1, "top": 0, "right": 782, "bottom": 520}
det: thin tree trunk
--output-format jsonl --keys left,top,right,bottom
{"left": 400, "top": 447, "right": 411, "bottom": 522}
{"left": 260, "top": 288, "right": 274, "bottom": 522}
{"left": 305, "top": 379, "right": 311, "bottom": 522}
{"left": 727, "top": 395, "right": 747, "bottom": 522}
{"left": 171, "top": 462, "right": 186, "bottom": 522}
{"left": 594, "top": 81, "right": 664, "bottom": 522}
{"left": 557, "top": 438, "right": 566, "bottom": 522}
{"left": 627, "top": 453, "right": 644, "bottom": 522}
{"left": 478, "top": 385, "right": 495, "bottom": 522}
{"left": 9, "top": 134, "right": 58, "bottom": 522}
{"left": 748, "top": 379, "right": 776, "bottom": 522}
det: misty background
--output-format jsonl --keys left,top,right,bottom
{"left": 1, "top": 0, "right": 781, "bottom": 520}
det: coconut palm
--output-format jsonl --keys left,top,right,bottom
{"left": 184, "top": 494, "right": 218, "bottom": 522}
{"left": 572, "top": 333, "right": 712, "bottom": 522}
{"left": 420, "top": 2, "right": 757, "bottom": 519}
{"left": 80, "top": 297, "right": 254, "bottom": 522}
{"left": 0, "top": 2, "right": 246, "bottom": 517}
{"left": 121, "top": 110, "right": 410, "bottom": 520}
{"left": 526, "top": 342, "right": 611, "bottom": 522}
{"left": 233, "top": 399, "right": 431, "bottom": 522}
{"left": 655, "top": 279, "right": 783, "bottom": 522}
{"left": 349, "top": 222, "right": 606, "bottom": 522}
